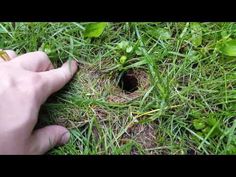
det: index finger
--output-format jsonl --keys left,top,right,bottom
{"left": 40, "top": 60, "right": 78, "bottom": 98}
{"left": 10, "top": 51, "right": 54, "bottom": 71}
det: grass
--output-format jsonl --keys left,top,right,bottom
{"left": 1, "top": 22, "right": 236, "bottom": 155}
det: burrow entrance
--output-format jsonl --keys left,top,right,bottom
{"left": 118, "top": 69, "right": 139, "bottom": 93}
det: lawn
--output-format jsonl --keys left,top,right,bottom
{"left": 1, "top": 22, "right": 236, "bottom": 155}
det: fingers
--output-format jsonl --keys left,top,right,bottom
{"left": 0, "top": 50, "right": 17, "bottom": 62}
{"left": 40, "top": 60, "right": 78, "bottom": 97}
{"left": 10, "top": 51, "right": 54, "bottom": 71}
{"left": 29, "top": 125, "right": 70, "bottom": 154}
{"left": 5, "top": 50, "right": 17, "bottom": 59}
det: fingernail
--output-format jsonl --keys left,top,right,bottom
{"left": 60, "top": 131, "right": 70, "bottom": 145}
{"left": 71, "top": 60, "right": 78, "bottom": 66}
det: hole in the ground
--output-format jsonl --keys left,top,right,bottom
{"left": 176, "top": 86, "right": 182, "bottom": 91}
{"left": 216, "top": 103, "right": 223, "bottom": 110}
{"left": 187, "top": 149, "right": 197, "bottom": 155}
{"left": 191, "top": 62, "right": 198, "bottom": 69}
{"left": 118, "top": 70, "right": 138, "bottom": 93}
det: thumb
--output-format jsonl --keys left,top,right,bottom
{"left": 29, "top": 125, "right": 70, "bottom": 154}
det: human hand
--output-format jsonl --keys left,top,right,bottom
{"left": 0, "top": 50, "right": 78, "bottom": 154}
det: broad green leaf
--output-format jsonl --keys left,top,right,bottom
{"left": 117, "top": 41, "right": 129, "bottom": 50}
{"left": 117, "top": 41, "right": 134, "bottom": 53}
{"left": 83, "top": 22, "right": 107, "bottom": 38}
{"left": 126, "top": 46, "right": 133, "bottom": 53}
{"left": 190, "top": 22, "right": 202, "bottom": 47}
{"left": 147, "top": 28, "right": 171, "bottom": 40}
{"left": 218, "top": 39, "right": 236, "bottom": 56}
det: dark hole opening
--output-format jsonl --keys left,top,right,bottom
{"left": 176, "top": 86, "right": 182, "bottom": 91}
{"left": 118, "top": 70, "right": 138, "bottom": 93}
{"left": 216, "top": 103, "right": 223, "bottom": 110}
{"left": 191, "top": 63, "right": 198, "bottom": 69}
{"left": 187, "top": 149, "right": 197, "bottom": 155}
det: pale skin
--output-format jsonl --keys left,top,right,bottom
{"left": 0, "top": 50, "right": 78, "bottom": 154}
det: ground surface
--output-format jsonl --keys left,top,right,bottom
{"left": 1, "top": 22, "right": 236, "bottom": 154}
